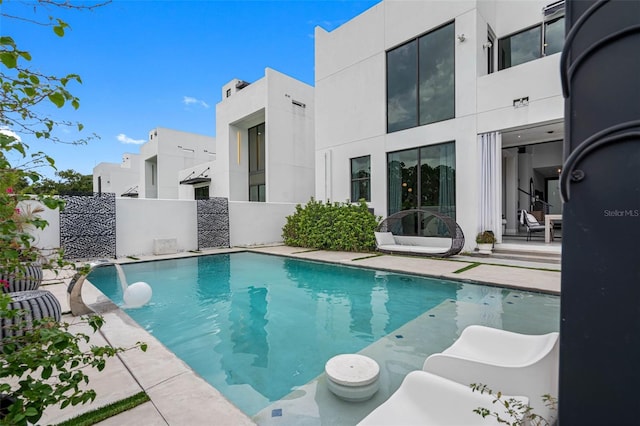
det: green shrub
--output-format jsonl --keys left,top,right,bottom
{"left": 282, "top": 199, "right": 380, "bottom": 252}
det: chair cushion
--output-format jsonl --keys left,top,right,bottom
{"left": 526, "top": 213, "right": 540, "bottom": 225}
{"left": 374, "top": 232, "right": 396, "bottom": 246}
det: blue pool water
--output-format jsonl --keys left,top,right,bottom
{"left": 88, "top": 252, "right": 559, "bottom": 417}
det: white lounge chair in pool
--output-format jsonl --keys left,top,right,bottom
{"left": 357, "top": 370, "right": 528, "bottom": 425}
{"left": 422, "top": 325, "right": 559, "bottom": 423}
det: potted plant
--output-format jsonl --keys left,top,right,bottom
{"left": 0, "top": 7, "right": 149, "bottom": 422}
{"left": 476, "top": 231, "right": 496, "bottom": 255}
{"left": 0, "top": 139, "right": 148, "bottom": 425}
{"left": 0, "top": 200, "right": 47, "bottom": 293}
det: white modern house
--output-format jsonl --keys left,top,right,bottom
{"left": 139, "top": 127, "right": 216, "bottom": 199}
{"left": 88, "top": 0, "right": 566, "bottom": 254}
{"left": 314, "top": 0, "right": 565, "bottom": 250}
{"left": 97, "top": 68, "right": 315, "bottom": 206}
{"left": 93, "top": 153, "right": 140, "bottom": 197}
{"left": 213, "top": 68, "right": 315, "bottom": 204}
{"left": 93, "top": 128, "right": 215, "bottom": 199}
{"left": 86, "top": 68, "right": 315, "bottom": 254}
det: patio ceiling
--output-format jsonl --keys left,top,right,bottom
{"left": 501, "top": 121, "right": 564, "bottom": 148}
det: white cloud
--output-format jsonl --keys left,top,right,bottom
{"left": 183, "top": 96, "right": 210, "bottom": 109}
{"left": 0, "top": 127, "right": 21, "bottom": 142}
{"left": 117, "top": 133, "right": 146, "bottom": 145}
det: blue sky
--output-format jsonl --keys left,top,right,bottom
{"left": 2, "top": 0, "right": 379, "bottom": 178}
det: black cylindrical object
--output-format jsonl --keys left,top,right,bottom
{"left": 560, "top": 0, "right": 640, "bottom": 423}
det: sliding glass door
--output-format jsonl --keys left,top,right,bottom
{"left": 387, "top": 141, "right": 456, "bottom": 218}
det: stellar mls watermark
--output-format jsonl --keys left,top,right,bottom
{"left": 603, "top": 209, "right": 639, "bottom": 217}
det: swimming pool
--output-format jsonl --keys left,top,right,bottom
{"left": 88, "top": 251, "right": 560, "bottom": 420}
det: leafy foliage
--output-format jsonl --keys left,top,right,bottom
{"left": 1, "top": 2, "right": 147, "bottom": 425}
{"left": 0, "top": 304, "right": 147, "bottom": 425}
{"left": 282, "top": 198, "right": 381, "bottom": 252}
{"left": 471, "top": 383, "right": 557, "bottom": 426}
{"left": 0, "top": 0, "right": 104, "bottom": 145}
{"left": 29, "top": 169, "right": 94, "bottom": 195}
{"left": 476, "top": 230, "right": 496, "bottom": 244}
{"left": 0, "top": 133, "right": 68, "bottom": 280}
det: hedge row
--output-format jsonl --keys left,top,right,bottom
{"left": 282, "top": 199, "right": 380, "bottom": 252}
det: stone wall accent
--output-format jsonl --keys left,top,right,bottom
{"left": 60, "top": 193, "right": 116, "bottom": 259}
{"left": 197, "top": 198, "right": 230, "bottom": 249}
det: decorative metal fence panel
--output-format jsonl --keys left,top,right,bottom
{"left": 197, "top": 198, "right": 230, "bottom": 249}
{"left": 60, "top": 193, "right": 116, "bottom": 259}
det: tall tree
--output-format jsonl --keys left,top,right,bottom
{"left": 30, "top": 169, "right": 93, "bottom": 194}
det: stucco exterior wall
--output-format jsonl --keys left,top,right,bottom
{"left": 228, "top": 201, "right": 297, "bottom": 247}
{"left": 314, "top": 0, "right": 564, "bottom": 252}
{"left": 116, "top": 198, "right": 198, "bottom": 256}
{"left": 215, "top": 68, "right": 315, "bottom": 204}
{"left": 32, "top": 198, "right": 293, "bottom": 258}
{"left": 139, "top": 127, "right": 216, "bottom": 200}
{"left": 93, "top": 153, "right": 140, "bottom": 196}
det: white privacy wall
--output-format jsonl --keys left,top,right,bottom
{"left": 26, "top": 200, "right": 60, "bottom": 251}
{"left": 32, "top": 198, "right": 294, "bottom": 258}
{"left": 116, "top": 198, "right": 198, "bottom": 256}
{"left": 228, "top": 201, "right": 297, "bottom": 247}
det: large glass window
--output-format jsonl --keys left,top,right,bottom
{"left": 544, "top": 17, "right": 565, "bottom": 56}
{"left": 387, "top": 142, "right": 455, "bottom": 218}
{"left": 248, "top": 123, "right": 265, "bottom": 202}
{"left": 498, "top": 6, "right": 565, "bottom": 71}
{"left": 419, "top": 22, "right": 455, "bottom": 125}
{"left": 387, "top": 22, "right": 455, "bottom": 132}
{"left": 498, "top": 25, "right": 541, "bottom": 70}
{"left": 387, "top": 41, "right": 417, "bottom": 133}
{"left": 350, "top": 156, "right": 371, "bottom": 202}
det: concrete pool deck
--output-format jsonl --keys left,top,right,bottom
{"left": 36, "top": 246, "right": 561, "bottom": 425}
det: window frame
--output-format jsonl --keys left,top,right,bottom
{"left": 487, "top": 26, "right": 496, "bottom": 75}
{"left": 497, "top": 3, "right": 566, "bottom": 72}
{"left": 386, "top": 141, "right": 456, "bottom": 219}
{"left": 248, "top": 122, "right": 266, "bottom": 202}
{"left": 498, "top": 23, "right": 542, "bottom": 71}
{"left": 350, "top": 155, "right": 371, "bottom": 202}
{"left": 386, "top": 21, "right": 455, "bottom": 133}
{"left": 543, "top": 15, "right": 565, "bottom": 56}
{"left": 194, "top": 185, "right": 209, "bottom": 200}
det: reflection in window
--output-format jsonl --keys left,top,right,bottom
{"left": 387, "top": 142, "right": 455, "bottom": 218}
{"left": 498, "top": 7, "right": 565, "bottom": 71}
{"left": 544, "top": 17, "right": 565, "bottom": 56}
{"left": 387, "top": 22, "right": 455, "bottom": 132}
{"left": 387, "top": 41, "right": 417, "bottom": 133}
{"left": 419, "top": 23, "right": 455, "bottom": 125}
{"left": 498, "top": 25, "right": 541, "bottom": 70}
{"left": 351, "top": 155, "right": 371, "bottom": 202}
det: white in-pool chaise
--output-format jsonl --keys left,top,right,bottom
{"left": 357, "top": 370, "right": 528, "bottom": 425}
{"left": 422, "top": 325, "right": 560, "bottom": 423}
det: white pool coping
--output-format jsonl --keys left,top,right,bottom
{"left": 36, "top": 246, "right": 561, "bottom": 425}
